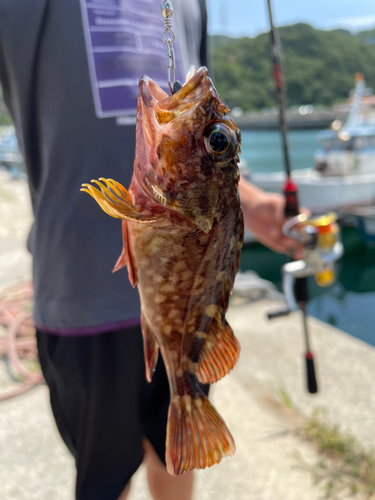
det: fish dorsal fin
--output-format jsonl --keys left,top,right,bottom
{"left": 141, "top": 314, "right": 159, "bottom": 382}
{"left": 197, "top": 314, "right": 240, "bottom": 384}
{"left": 112, "top": 220, "right": 138, "bottom": 287}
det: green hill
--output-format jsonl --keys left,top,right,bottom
{"left": 211, "top": 23, "right": 375, "bottom": 111}
{"left": 355, "top": 28, "right": 375, "bottom": 45}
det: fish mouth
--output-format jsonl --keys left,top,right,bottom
{"left": 139, "top": 67, "right": 228, "bottom": 124}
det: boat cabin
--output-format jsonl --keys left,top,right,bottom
{"left": 315, "top": 126, "right": 375, "bottom": 176}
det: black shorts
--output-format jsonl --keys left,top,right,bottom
{"left": 37, "top": 326, "right": 209, "bottom": 500}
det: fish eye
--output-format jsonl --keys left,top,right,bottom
{"left": 209, "top": 130, "right": 229, "bottom": 153}
{"left": 204, "top": 122, "right": 238, "bottom": 162}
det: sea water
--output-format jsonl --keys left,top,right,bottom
{"left": 240, "top": 129, "right": 320, "bottom": 174}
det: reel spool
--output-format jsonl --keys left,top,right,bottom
{"left": 280, "top": 212, "right": 343, "bottom": 303}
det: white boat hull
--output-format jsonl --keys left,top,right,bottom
{"left": 251, "top": 168, "right": 375, "bottom": 213}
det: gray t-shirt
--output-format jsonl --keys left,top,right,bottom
{"left": 0, "top": 0, "right": 207, "bottom": 333}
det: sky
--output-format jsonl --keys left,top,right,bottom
{"left": 206, "top": 0, "right": 375, "bottom": 38}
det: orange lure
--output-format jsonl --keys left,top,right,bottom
{"left": 82, "top": 67, "right": 244, "bottom": 475}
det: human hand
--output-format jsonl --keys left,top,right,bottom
{"left": 239, "top": 179, "right": 309, "bottom": 260}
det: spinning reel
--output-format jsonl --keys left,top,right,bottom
{"left": 268, "top": 213, "right": 344, "bottom": 393}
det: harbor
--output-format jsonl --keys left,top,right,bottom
{"left": 233, "top": 107, "right": 348, "bottom": 130}
{"left": 1, "top": 1, "right": 375, "bottom": 497}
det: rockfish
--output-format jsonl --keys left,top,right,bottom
{"left": 82, "top": 67, "right": 244, "bottom": 475}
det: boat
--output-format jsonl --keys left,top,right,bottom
{"left": 247, "top": 73, "right": 375, "bottom": 214}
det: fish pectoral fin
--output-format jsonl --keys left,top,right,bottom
{"left": 112, "top": 220, "right": 138, "bottom": 287}
{"left": 197, "top": 315, "right": 240, "bottom": 384}
{"left": 166, "top": 392, "right": 235, "bottom": 476}
{"left": 81, "top": 178, "right": 159, "bottom": 224}
{"left": 141, "top": 314, "right": 159, "bottom": 382}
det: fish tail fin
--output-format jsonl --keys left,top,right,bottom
{"left": 166, "top": 393, "right": 235, "bottom": 476}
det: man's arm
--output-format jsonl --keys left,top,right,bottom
{"left": 239, "top": 177, "right": 305, "bottom": 259}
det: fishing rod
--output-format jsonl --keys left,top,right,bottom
{"left": 265, "top": 0, "right": 318, "bottom": 394}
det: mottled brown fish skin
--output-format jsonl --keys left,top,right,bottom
{"left": 130, "top": 166, "right": 242, "bottom": 393}
{"left": 81, "top": 67, "right": 243, "bottom": 475}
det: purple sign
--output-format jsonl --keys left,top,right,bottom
{"left": 80, "top": 0, "right": 184, "bottom": 120}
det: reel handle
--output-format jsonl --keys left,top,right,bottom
{"left": 267, "top": 308, "right": 291, "bottom": 320}
{"left": 305, "top": 352, "right": 318, "bottom": 394}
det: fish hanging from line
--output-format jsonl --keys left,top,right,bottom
{"left": 81, "top": 66, "right": 244, "bottom": 475}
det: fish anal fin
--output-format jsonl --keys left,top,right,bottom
{"left": 112, "top": 220, "right": 138, "bottom": 287}
{"left": 141, "top": 314, "right": 159, "bottom": 382}
{"left": 166, "top": 393, "right": 235, "bottom": 475}
{"left": 197, "top": 316, "right": 240, "bottom": 384}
